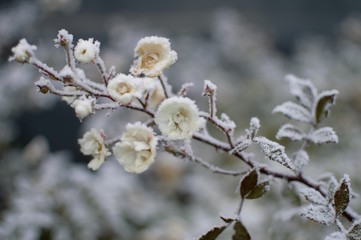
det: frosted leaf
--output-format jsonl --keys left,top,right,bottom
{"left": 276, "top": 123, "right": 305, "bottom": 141}
{"left": 334, "top": 174, "right": 351, "bottom": 216}
{"left": 247, "top": 117, "right": 260, "bottom": 139}
{"left": 299, "top": 188, "right": 327, "bottom": 205}
{"left": 313, "top": 90, "right": 339, "bottom": 124}
{"left": 229, "top": 139, "right": 252, "bottom": 154}
{"left": 325, "top": 232, "right": 346, "bottom": 240}
{"left": 308, "top": 127, "right": 338, "bottom": 144}
{"left": 291, "top": 150, "right": 309, "bottom": 171}
{"left": 286, "top": 74, "right": 318, "bottom": 110}
{"left": 347, "top": 219, "right": 361, "bottom": 240}
{"left": 300, "top": 204, "right": 335, "bottom": 225}
{"left": 254, "top": 137, "right": 295, "bottom": 170}
{"left": 273, "top": 101, "right": 312, "bottom": 123}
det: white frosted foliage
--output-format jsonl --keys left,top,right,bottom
{"left": 325, "top": 232, "right": 346, "bottom": 240}
{"left": 292, "top": 150, "right": 309, "bottom": 171}
{"left": 273, "top": 101, "right": 312, "bottom": 122}
{"left": 286, "top": 74, "right": 317, "bottom": 109}
{"left": 308, "top": 127, "right": 338, "bottom": 144}
{"left": 299, "top": 188, "right": 327, "bottom": 205}
{"left": 254, "top": 137, "right": 295, "bottom": 170}
{"left": 9, "top": 39, "right": 37, "bottom": 63}
{"left": 276, "top": 123, "right": 305, "bottom": 141}
{"left": 301, "top": 204, "right": 335, "bottom": 225}
{"left": 74, "top": 38, "right": 100, "bottom": 63}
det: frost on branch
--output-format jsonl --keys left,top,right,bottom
{"left": 324, "top": 232, "right": 346, "bottom": 240}
{"left": 254, "top": 137, "right": 295, "bottom": 170}
{"left": 276, "top": 123, "right": 305, "bottom": 141}
{"left": 308, "top": 127, "right": 339, "bottom": 144}
{"left": 286, "top": 74, "right": 318, "bottom": 110}
{"left": 273, "top": 101, "right": 312, "bottom": 123}
{"left": 300, "top": 205, "right": 335, "bottom": 225}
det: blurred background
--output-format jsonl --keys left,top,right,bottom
{"left": 0, "top": 0, "right": 361, "bottom": 239}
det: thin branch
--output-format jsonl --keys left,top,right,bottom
{"left": 158, "top": 75, "right": 169, "bottom": 98}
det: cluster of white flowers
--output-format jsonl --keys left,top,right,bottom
{"left": 78, "top": 129, "right": 110, "bottom": 170}
{"left": 130, "top": 36, "right": 178, "bottom": 77}
{"left": 74, "top": 38, "right": 100, "bottom": 63}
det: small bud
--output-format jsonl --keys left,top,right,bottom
{"left": 72, "top": 96, "right": 95, "bottom": 120}
{"left": 39, "top": 85, "right": 49, "bottom": 94}
{"left": 9, "top": 39, "right": 37, "bottom": 63}
{"left": 74, "top": 38, "right": 100, "bottom": 63}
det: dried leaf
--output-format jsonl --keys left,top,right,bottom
{"left": 273, "top": 101, "right": 312, "bottom": 123}
{"left": 347, "top": 219, "right": 361, "bottom": 240}
{"left": 286, "top": 74, "right": 318, "bottom": 110}
{"left": 300, "top": 204, "right": 335, "bottom": 225}
{"left": 334, "top": 175, "right": 350, "bottom": 216}
{"left": 199, "top": 226, "right": 227, "bottom": 240}
{"left": 232, "top": 221, "right": 251, "bottom": 240}
{"left": 313, "top": 90, "right": 338, "bottom": 124}
{"left": 255, "top": 137, "right": 295, "bottom": 170}
{"left": 308, "top": 127, "right": 338, "bottom": 144}
{"left": 245, "top": 181, "right": 270, "bottom": 199}
{"left": 240, "top": 169, "right": 258, "bottom": 198}
{"left": 220, "top": 216, "right": 235, "bottom": 223}
{"left": 276, "top": 123, "right": 305, "bottom": 141}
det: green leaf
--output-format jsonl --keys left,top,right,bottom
{"left": 347, "top": 220, "right": 361, "bottom": 240}
{"left": 334, "top": 175, "right": 350, "bottom": 216}
{"left": 240, "top": 169, "right": 258, "bottom": 198}
{"left": 232, "top": 221, "right": 251, "bottom": 240}
{"left": 313, "top": 90, "right": 338, "bottom": 124}
{"left": 245, "top": 181, "right": 270, "bottom": 199}
{"left": 199, "top": 226, "right": 227, "bottom": 240}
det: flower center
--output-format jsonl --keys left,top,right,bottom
{"left": 141, "top": 53, "right": 159, "bottom": 69}
{"left": 117, "top": 82, "right": 131, "bottom": 94}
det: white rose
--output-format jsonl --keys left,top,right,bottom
{"left": 113, "top": 122, "right": 158, "bottom": 174}
{"left": 107, "top": 74, "right": 142, "bottom": 104}
{"left": 78, "top": 128, "right": 110, "bottom": 171}
{"left": 155, "top": 97, "right": 201, "bottom": 140}
{"left": 74, "top": 38, "right": 100, "bottom": 63}
{"left": 130, "top": 36, "right": 178, "bottom": 78}
{"left": 71, "top": 96, "right": 94, "bottom": 120}
{"left": 9, "top": 39, "right": 37, "bottom": 63}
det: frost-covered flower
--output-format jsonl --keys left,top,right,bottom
{"left": 130, "top": 36, "right": 178, "bottom": 77}
{"left": 78, "top": 129, "right": 110, "bottom": 170}
{"left": 72, "top": 96, "right": 94, "bottom": 120}
{"left": 74, "top": 38, "right": 100, "bottom": 63}
{"left": 107, "top": 74, "right": 142, "bottom": 104}
{"left": 155, "top": 97, "right": 201, "bottom": 140}
{"left": 113, "top": 122, "right": 158, "bottom": 173}
{"left": 61, "top": 86, "right": 78, "bottom": 104}
{"left": 9, "top": 39, "right": 37, "bottom": 63}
